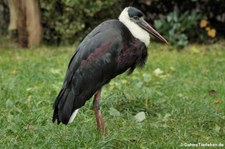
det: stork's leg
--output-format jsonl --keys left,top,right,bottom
{"left": 93, "top": 89, "right": 108, "bottom": 136}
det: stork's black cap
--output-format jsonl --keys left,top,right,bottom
{"left": 127, "top": 7, "right": 144, "bottom": 18}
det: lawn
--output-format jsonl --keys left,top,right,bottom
{"left": 0, "top": 41, "right": 224, "bottom": 148}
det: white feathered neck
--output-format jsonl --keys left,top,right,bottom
{"left": 118, "top": 7, "right": 150, "bottom": 46}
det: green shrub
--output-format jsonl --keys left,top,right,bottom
{"left": 1, "top": 0, "right": 224, "bottom": 45}
{"left": 40, "top": 0, "right": 119, "bottom": 45}
{"left": 139, "top": 0, "right": 224, "bottom": 45}
{"left": 153, "top": 6, "right": 200, "bottom": 47}
{"left": 0, "top": 1, "right": 9, "bottom": 35}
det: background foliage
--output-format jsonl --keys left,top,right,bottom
{"left": 132, "top": 0, "right": 225, "bottom": 46}
{"left": 40, "top": 0, "right": 122, "bottom": 45}
{"left": 39, "top": 0, "right": 225, "bottom": 46}
{"left": 0, "top": 0, "right": 224, "bottom": 45}
{"left": 153, "top": 6, "right": 200, "bottom": 47}
{"left": 0, "top": 0, "right": 9, "bottom": 35}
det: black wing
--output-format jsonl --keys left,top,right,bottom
{"left": 53, "top": 20, "right": 125, "bottom": 124}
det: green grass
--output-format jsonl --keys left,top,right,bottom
{"left": 0, "top": 42, "right": 225, "bottom": 148}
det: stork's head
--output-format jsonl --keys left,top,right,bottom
{"left": 119, "top": 7, "right": 168, "bottom": 46}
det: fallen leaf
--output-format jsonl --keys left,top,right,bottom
{"left": 24, "top": 125, "right": 34, "bottom": 131}
{"left": 26, "top": 86, "right": 38, "bottom": 92}
{"left": 163, "top": 113, "right": 171, "bottom": 122}
{"left": 10, "top": 70, "right": 17, "bottom": 75}
{"left": 208, "top": 89, "right": 217, "bottom": 96}
{"left": 153, "top": 68, "right": 163, "bottom": 76}
{"left": 205, "top": 27, "right": 210, "bottom": 31}
{"left": 213, "top": 100, "right": 221, "bottom": 104}
{"left": 191, "top": 46, "right": 200, "bottom": 53}
{"left": 135, "top": 112, "right": 146, "bottom": 122}
{"left": 213, "top": 124, "right": 221, "bottom": 133}
{"left": 109, "top": 107, "right": 121, "bottom": 117}
{"left": 200, "top": 19, "right": 208, "bottom": 28}
{"left": 191, "top": 131, "right": 201, "bottom": 136}
{"left": 169, "top": 66, "right": 176, "bottom": 72}
{"left": 6, "top": 99, "right": 14, "bottom": 108}
{"left": 121, "top": 79, "right": 128, "bottom": 84}
{"left": 207, "top": 28, "right": 216, "bottom": 38}
{"left": 15, "top": 55, "right": 22, "bottom": 60}
{"left": 135, "top": 81, "right": 143, "bottom": 88}
{"left": 50, "top": 68, "right": 61, "bottom": 74}
{"left": 129, "top": 138, "right": 140, "bottom": 142}
{"left": 143, "top": 73, "right": 151, "bottom": 82}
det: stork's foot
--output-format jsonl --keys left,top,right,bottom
{"left": 93, "top": 90, "right": 108, "bottom": 136}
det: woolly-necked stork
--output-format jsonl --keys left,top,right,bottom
{"left": 53, "top": 7, "right": 168, "bottom": 135}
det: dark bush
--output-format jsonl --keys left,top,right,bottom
{"left": 40, "top": 0, "right": 128, "bottom": 45}
{"left": 0, "top": 1, "right": 9, "bottom": 35}
{"left": 131, "top": 0, "right": 225, "bottom": 46}
{"left": 153, "top": 6, "right": 200, "bottom": 47}
{"left": 1, "top": 0, "right": 223, "bottom": 45}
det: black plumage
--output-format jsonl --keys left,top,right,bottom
{"left": 52, "top": 7, "right": 168, "bottom": 136}
{"left": 53, "top": 19, "right": 147, "bottom": 124}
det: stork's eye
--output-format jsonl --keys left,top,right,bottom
{"left": 133, "top": 16, "right": 139, "bottom": 20}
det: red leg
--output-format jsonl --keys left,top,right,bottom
{"left": 93, "top": 89, "right": 108, "bottom": 136}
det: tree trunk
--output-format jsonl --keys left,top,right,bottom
{"left": 17, "top": 0, "right": 28, "bottom": 48}
{"left": 25, "top": 0, "right": 42, "bottom": 47}
{"left": 8, "top": 0, "right": 18, "bottom": 31}
{"left": 8, "top": 0, "right": 42, "bottom": 48}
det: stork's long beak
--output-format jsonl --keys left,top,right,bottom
{"left": 137, "top": 18, "right": 168, "bottom": 44}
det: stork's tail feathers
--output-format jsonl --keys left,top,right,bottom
{"left": 52, "top": 87, "right": 78, "bottom": 124}
{"left": 68, "top": 109, "right": 79, "bottom": 123}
